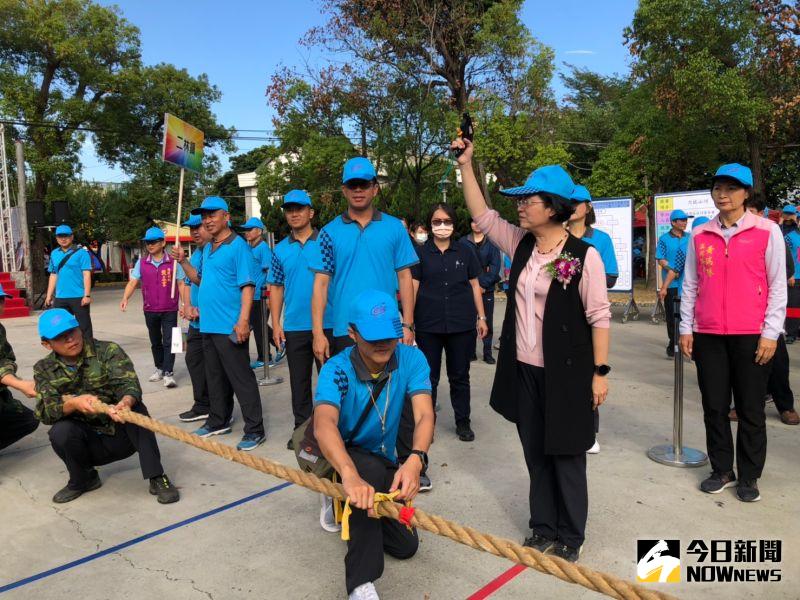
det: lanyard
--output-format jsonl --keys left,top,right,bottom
{"left": 368, "top": 372, "right": 392, "bottom": 454}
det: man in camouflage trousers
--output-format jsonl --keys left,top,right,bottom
{"left": 0, "top": 284, "right": 39, "bottom": 452}
{"left": 33, "top": 308, "right": 179, "bottom": 504}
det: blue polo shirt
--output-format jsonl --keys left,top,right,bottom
{"left": 670, "top": 246, "right": 689, "bottom": 295}
{"left": 197, "top": 233, "right": 255, "bottom": 335}
{"left": 582, "top": 227, "right": 619, "bottom": 276}
{"left": 308, "top": 211, "right": 419, "bottom": 337}
{"left": 655, "top": 231, "right": 689, "bottom": 290}
{"left": 249, "top": 241, "right": 272, "bottom": 301}
{"left": 314, "top": 344, "right": 431, "bottom": 463}
{"left": 48, "top": 247, "right": 92, "bottom": 298}
{"left": 184, "top": 249, "right": 204, "bottom": 330}
{"left": 784, "top": 230, "right": 800, "bottom": 279}
{"left": 267, "top": 230, "right": 332, "bottom": 332}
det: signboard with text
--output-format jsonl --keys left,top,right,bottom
{"left": 161, "top": 113, "right": 204, "bottom": 172}
{"left": 654, "top": 190, "right": 718, "bottom": 240}
{"left": 592, "top": 197, "right": 634, "bottom": 293}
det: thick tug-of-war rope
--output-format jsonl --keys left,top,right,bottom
{"left": 92, "top": 402, "right": 678, "bottom": 600}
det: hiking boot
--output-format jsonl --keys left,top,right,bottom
{"left": 236, "top": 433, "right": 266, "bottom": 451}
{"left": 162, "top": 373, "right": 177, "bottom": 388}
{"left": 53, "top": 470, "right": 101, "bottom": 503}
{"left": 349, "top": 582, "right": 380, "bottom": 600}
{"left": 550, "top": 541, "right": 582, "bottom": 562}
{"left": 523, "top": 533, "right": 555, "bottom": 553}
{"left": 179, "top": 409, "right": 209, "bottom": 422}
{"left": 149, "top": 474, "right": 180, "bottom": 504}
{"left": 148, "top": 369, "right": 164, "bottom": 382}
{"left": 736, "top": 480, "right": 761, "bottom": 502}
{"left": 728, "top": 408, "right": 738, "bottom": 422}
{"left": 700, "top": 471, "right": 737, "bottom": 494}
{"left": 456, "top": 419, "right": 475, "bottom": 442}
{"left": 418, "top": 473, "right": 432, "bottom": 492}
{"left": 780, "top": 409, "right": 800, "bottom": 425}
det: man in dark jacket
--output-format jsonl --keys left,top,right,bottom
{"left": 461, "top": 220, "right": 501, "bottom": 364}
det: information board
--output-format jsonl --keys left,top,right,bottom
{"left": 592, "top": 197, "right": 633, "bottom": 293}
{"left": 654, "top": 190, "right": 717, "bottom": 239}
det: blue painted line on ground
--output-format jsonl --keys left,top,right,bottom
{"left": 0, "top": 481, "right": 292, "bottom": 594}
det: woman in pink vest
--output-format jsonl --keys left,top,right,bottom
{"left": 679, "top": 163, "right": 787, "bottom": 503}
{"left": 120, "top": 227, "right": 185, "bottom": 388}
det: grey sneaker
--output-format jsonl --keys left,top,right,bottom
{"left": 148, "top": 369, "right": 164, "bottom": 382}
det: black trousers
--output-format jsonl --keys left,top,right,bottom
{"left": 664, "top": 288, "right": 678, "bottom": 347}
{"left": 482, "top": 291, "right": 495, "bottom": 359}
{"left": 203, "top": 333, "right": 264, "bottom": 436}
{"left": 786, "top": 283, "right": 800, "bottom": 338}
{"left": 285, "top": 329, "right": 333, "bottom": 427}
{"left": 416, "top": 329, "right": 474, "bottom": 423}
{"left": 53, "top": 297, "right": 93, "bottom": 340}
{"left": 48, "top": 402, "right": 163, "bottom": 489}
{"left": 769, "top": 335, "right": 794, "bottom": 413}
{"left": 516, "top": 362, "right": 588, "bottom": 548}
{"left": 250, "top": 299, "right": 277, "bottom": 363}
{"left": 693, "top": 334, "right": 770, "bottom": 481}
{"left": 332, "top": 336, "right": 417, "bottom": 468}
{"left": 342, "top": 448, "right": 418, "bottom": 594}
{"left": 143, "top": 310, "right": 177, "bottom": 373}
{"left": 185, "top": 326, "right": 210, "bottom": 414}
{"left": 0, "top": 393, "right": 39, "bottom": 451}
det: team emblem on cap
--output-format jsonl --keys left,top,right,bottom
{"left": 371, "top": 303, "right": 387, "bottom": 317}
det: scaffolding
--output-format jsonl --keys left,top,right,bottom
{"left": 0, "top": 124, "right": 15, "bottom": 273}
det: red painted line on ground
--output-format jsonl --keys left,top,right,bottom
{"left": 466, "top": 564, "right": 527, "bottom": 600}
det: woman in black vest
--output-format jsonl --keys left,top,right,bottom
{"left": 451, "top": 138, "right": 611, "bottom": 562}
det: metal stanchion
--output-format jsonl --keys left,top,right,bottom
{"left": 258, "top": 231, "right": 282, "bottom": 386}
{"left": 647, "top": 297, "right": 708, "bottom": 467}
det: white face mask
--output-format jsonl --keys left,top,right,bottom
{"left": 432, "top": 224, "right": 454, "bottom": 239}
{"left": 415, "top": 232, "right": 428, "bottom": 243}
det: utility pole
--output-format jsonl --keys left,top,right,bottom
{"left": 15, "top": 139, "right": 33, "bottom": 304}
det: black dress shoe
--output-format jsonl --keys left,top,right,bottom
{"left": 53, "top": 469, "right": 102, "bottom": 503}
{"left": 456, "top": 419, "right": 475, "bottom": 442}
{"left": 483, "top": 356, "right": 496, "bottom": 365}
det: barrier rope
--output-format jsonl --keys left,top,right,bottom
{"left": 94, "top": 402, "right": 677, "bottom": 600}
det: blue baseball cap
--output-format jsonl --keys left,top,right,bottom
{"left": 0, "top": 283, "right": 12, "bottom": 299}
{"left": 38, "top": 308, "right": 80, "bottom": 340}
{"left": 239, "top": 217, "right": 265, "bottom": 230}
{"left": 55, "top": 224, "right": 73, "bottom": 236}
{"left": 190, "top": 196, "right": 229, "bottom": 215}
{"left": 283, "top": 189, "right": 313, "bottom": 207}
{"left": 349, "top": 290, "right": 403, "bottom": 342}
{"left": 782, "top": 205, "right": 797, "bottom": 215}
{"left": 692, "top": 216, "right": 710, "bottom": 230}
{"left": 570, "top": 185, "right": 592, "bottom": 203}
{"left": 141, "top": 226, "right": 165, "bottom": 241}
{"left": 182, "top": 214, "right": 203, "bottom": 227}
{"left": 499, "top": 165, "right": 575, "bottom": 200}
{"left": 712, "top": 163, "right": 753, "bottom": 188}
{"left": 342, "top": 157, "right": 377, "bottom": 183}
{"left": 670, "top": 209, "right": 692, "bottom": 221}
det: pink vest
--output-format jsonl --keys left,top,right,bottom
{"left": 140, "top": 255, "right": 179, "bottom": 313}
{"left": 691, "top": 212, "right": 771, "bottom": 335}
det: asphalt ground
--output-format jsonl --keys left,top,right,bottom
{"left": 1, "top": 288, "right": 797, "bottom": 599}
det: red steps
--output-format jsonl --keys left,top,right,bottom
{"left": 0, "top": 272, "right": 30, "bottom": 319}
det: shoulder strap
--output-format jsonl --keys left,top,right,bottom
{"left": 344, "top": 375, "right": 390, "bottom": 445}
{"left": 55, "top": 248, "right": 78, "bottom": 273}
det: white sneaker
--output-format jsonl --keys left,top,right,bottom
{"left": 163, "top": 373, "right": 177, "bottom": 388}
{"left": 587, "top": 440, "right": 600, "bottom": 454}
{"left": 148, "top": 369, "right": 164, "bottom": 382}
{"left": 319, "top": 493, "right": 341, "bottom": 533}
{"left": 349, "top": 582, "right": 379, "bottom": 600}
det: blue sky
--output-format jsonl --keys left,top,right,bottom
{"left": 85, "top": 0, "right": 637, "bottom": 182}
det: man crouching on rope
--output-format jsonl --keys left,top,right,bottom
{"left": 314, "top": 289, "right": 434, "bottom": 600}
{"left": 33, "top": 309, "right": 179, "bottom": 505}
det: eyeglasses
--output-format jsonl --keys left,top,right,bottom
{"left": 145, "top": 240, "right": 162, "bottom": 245}
{"left": 515, "top": 197, "right": 547, "bottom": 209}
{"left": 344, "top": 179, "right": 375, "bottom": 191}
{"left": 431, "top": 219, "right": 453, "bottom": 227}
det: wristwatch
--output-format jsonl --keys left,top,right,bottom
{"left": 402, "top": 322, "right": 416, "bottom": 333}
{"left": 477, "top": 316, "right": 487, "bottom": 321}
{"left": 409, "top": 449, "right": 428, "bottom": 469}
{"left": 594, "top": 364, "right": 611, "bottom": 376}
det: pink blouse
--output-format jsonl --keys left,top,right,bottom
{"left": 475, "top": 210, "right": 611, "bottom": 367}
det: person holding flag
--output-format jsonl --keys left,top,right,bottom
{"left": 119, "top": 226, "right": 184, "bottom": 388}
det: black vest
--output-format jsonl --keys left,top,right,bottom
{"left": 490, "top": 233, "right": 595, "bottom": 454}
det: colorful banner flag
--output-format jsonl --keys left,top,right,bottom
{"left": 162, "top": 113, "right": 204, "bottom": 172}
